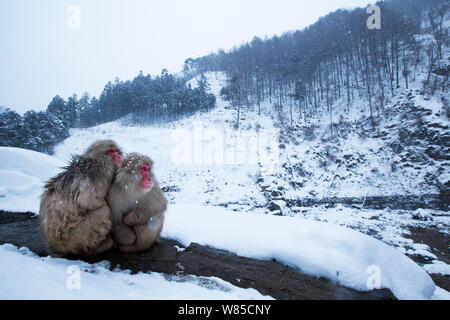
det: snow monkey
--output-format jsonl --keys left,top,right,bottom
{"left": 39, "top": 140, "right": 122, "bottom": 256}
{"left": 108, "top": 153, "right": 168, "bottom": 253}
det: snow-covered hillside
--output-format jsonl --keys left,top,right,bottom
{"left": 265, "top": 89, "right": 449, "bottom": 200}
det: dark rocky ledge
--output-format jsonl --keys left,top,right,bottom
{"left": 286, "top": 194, "right": 449, "bottom": 211}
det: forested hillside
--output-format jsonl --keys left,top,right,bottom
{"left": 1, "top": 0, "right": 447, "bottom": 154}
{"left": 178, "top": 0, "right": 449, "bottom": 204}
{"left": 0, "top": 70, "right": 215, "bottom": 152}
{"left": 186, "top": 0, "right": 448, "bottom": 128}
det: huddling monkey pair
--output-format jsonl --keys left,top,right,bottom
{"left": 39, "top": 140, "right": 168, "bottom": 256}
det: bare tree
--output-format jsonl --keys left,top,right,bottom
{"left": 428, "top": 4, "right": 449, "bottom": 62}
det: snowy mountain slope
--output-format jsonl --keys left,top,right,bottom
{"left": 255, "top": 88, "right": 449, "bottom": 201}
{"left": 53, "top": 72, "right": 448, "bottom": 206}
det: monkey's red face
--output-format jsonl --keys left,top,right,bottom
{"left": 139, "top": 164, "right": 153, "bottom": 190}
{"left": 106, "top": 148, "right": 122, "bottom": 165}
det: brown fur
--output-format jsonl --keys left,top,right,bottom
{"left": 108, "top": 153, "right": 168, "bottom": 253}
{"left": 39, "top": 140, "right": 122, "bottom": 256}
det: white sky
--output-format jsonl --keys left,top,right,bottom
{"left": 0, "top": 0, "right": 374, "bottom": 113}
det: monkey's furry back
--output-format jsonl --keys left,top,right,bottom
{"left": 39, "top": 150, "right": 117, "bottom": 255}
{"left": 43, "top": 154, "right": 114, "bottom": 212}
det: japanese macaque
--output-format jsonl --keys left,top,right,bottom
{"left": 39, "top": 140, "right": 122, "bottom": 256}
{"left": 108, "top": 153, "right": 168, "bottom": 253}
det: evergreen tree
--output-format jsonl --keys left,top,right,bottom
{"left": 0, "top": 109, "right": 24, "bottom": 147}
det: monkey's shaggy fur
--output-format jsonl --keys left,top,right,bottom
{"left": 108, "top": 153, "right": 168, "bottom": 253}
{"left": 39, "top": 140, "right": 121, "bottom": 256}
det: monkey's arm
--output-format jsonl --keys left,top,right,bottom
{"left": 123, "top": 207, "right": 153, "bottom": 226}
{"left": 71, "top": 203, "right": 114, "bottom": 255}
{"left": 123, "top": 186, "right": 167, "bottom": 226}
{"left": 113, "top": 222, "right": 136, "bottom": 246}
{"left": 119, "top": 217, "right": 163, "bottom": 253}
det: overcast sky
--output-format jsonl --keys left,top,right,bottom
{"left": 0, "top": 0, "right": 374, "bottom": 114}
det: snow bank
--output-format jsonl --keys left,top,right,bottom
{"left": 423, "top": 260, "right": 450, "bottom": 276}
{"left": 0, "top": 147, "right": 65, "bottom": 213}
{"left": 162, "top": 204, "right": 436, "bottom": 300}
{"left": 0, "top": 244, "right": 271, "bottom": 300}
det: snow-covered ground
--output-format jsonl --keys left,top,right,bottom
{"left": 163, "top": 204, "right": 440, "bottom": 300}
{"left": 0, "top": 244, "right": 271, "bottom": 300}
{"left": 0, "top": 147, "right": 64, "bottom": 213}
{"left": 0, "top": 72, "right": 449, "bottom": 300}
